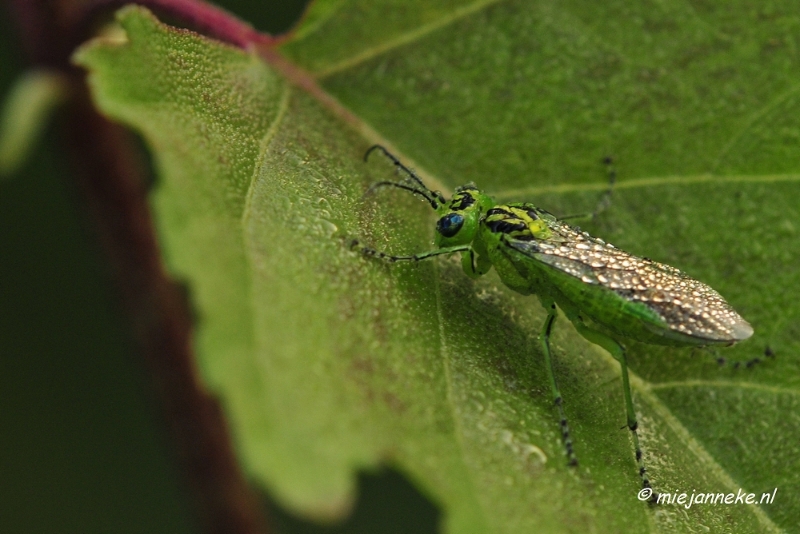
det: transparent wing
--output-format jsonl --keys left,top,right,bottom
{"left": 507, "top": 221, "right": 753, "bottom": 342}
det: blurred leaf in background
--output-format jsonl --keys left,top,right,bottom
{"left": 0, "top": 19, "right": 199, "bottom": 534}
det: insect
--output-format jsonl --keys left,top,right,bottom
{"left": 351, "top": 145, "right": 754, "bottom": 495}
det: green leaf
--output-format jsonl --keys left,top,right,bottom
{"left": 74, "top": 2, "right": 800, "bottom": 532}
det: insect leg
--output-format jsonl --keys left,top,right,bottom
{"left": 563, "top": 311, "right": 656, "bottom": 496}
{"left": 350, "top": 239, "right": 470, "bottom": 263}
{"left": 709, "top": 345, "right": 773, "bottom": 369}
{"left": 591, "top": 156, "right": 617, "bottom": 219}
{"left": 560, "top": 156, "right": 617, "bottom": 222}
{"left": 461, "top": 249, "right": 493, "bottom": 279}
{"left": 538, "top": 298, "right": 578, "bottom": 467}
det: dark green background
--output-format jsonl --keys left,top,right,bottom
{"left": 0, "top": 2, "right": 437, "bottom": 532}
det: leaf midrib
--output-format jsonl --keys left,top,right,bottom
{"left": 434, "top": 257, "right": 494, "bottom": 532}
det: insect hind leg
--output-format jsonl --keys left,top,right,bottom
{"left": 698, "top": 345, "right": 775, "bottom": 369}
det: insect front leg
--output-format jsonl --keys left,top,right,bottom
{"left": 349, "top": 238, "right": 470, "bottom": 263}
{"left": 561, "top": 307, "right": 657, "bottom": 497}
{"left": 537, "top": 297, "right": 578, "bottom": 467}
{"left": 460, "top": 249, "right": 493, "bottom": 279}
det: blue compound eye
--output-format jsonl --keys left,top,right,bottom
{"left": 436, "top": 213, "right": 465, "bottom": 238}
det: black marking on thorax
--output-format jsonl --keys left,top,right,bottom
{"left": 483, "top": 205, "right": 539, "bottom": 240}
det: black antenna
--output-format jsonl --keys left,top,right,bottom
{"left": 364, "top": 145, "right": 445, "bottom": 208}
{"left": 365, "top": 181, "right": 439, "bottom": 209}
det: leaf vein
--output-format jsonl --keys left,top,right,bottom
{"left": 492, "top": 173, "right": 800, "bottom": 200}
{"left": 241, "top": 81, "right": 292, "bottom": 225}
{"left": 711, "top": 83, "right": 800, "bottom": 173}
{"left": 650, "top": 379, "right": 799, "bottom": 396}
{"left": 315, "top": 0, "right": 506, "bottom": 79}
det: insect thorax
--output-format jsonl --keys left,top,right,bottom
{"left": 483, "top": 204, "right": 553, "bottom": 241}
